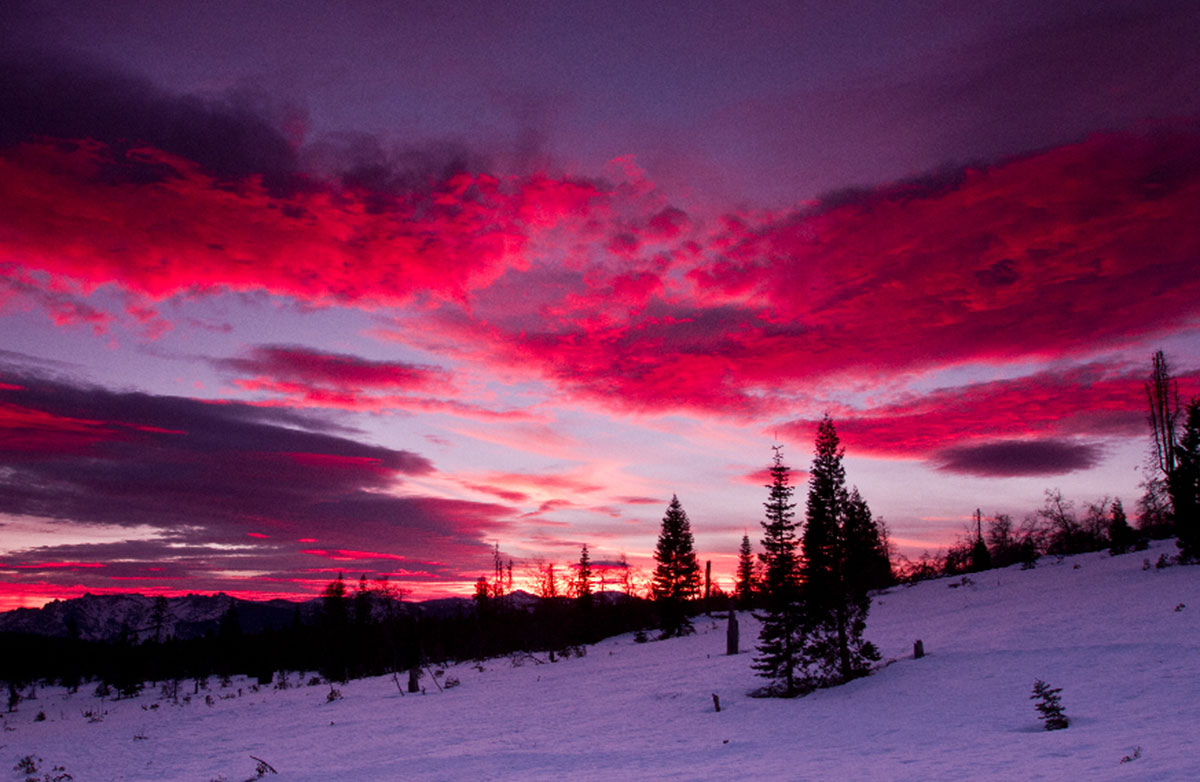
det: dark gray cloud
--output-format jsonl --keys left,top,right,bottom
{"left": 0, "top": 50, "right": 497, "bottom": 201}
{"left": 0, "top": 54, "right": 305, "bottom": 193}
{"left": 934, "top": 439, "right": 1103, "bottom": 477}
{"left": 0, "top": 370, "right": 514, "bottom": 590}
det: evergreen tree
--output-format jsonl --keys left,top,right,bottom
{"left": 844, "top": 488, "right": 894, "bottom": 589}
{"left": 1108, "top": 497, "right": 1136, "bottom": 555}
{"left": 1031, "top": 679, "right": 1069, "bottom": 730}
{"left": 1172, "top": 399, "right": 1200, "bottom": 561}
{"left": 968, "top": 508, "right": 992, "bottom": 572}
{"left": 354, "top": 574, "right": 372, "bottom": 626}
{"left": 151, "top": 595, "right": 169, "bottom": 644}
{"left": 574, "top": 543, "right": 593, "bottom": 604}
{"left": 752, "top": 445, "right": 802, "bottom": 695}
{"left": 801, "top": 416, "right": 879, "bottom": 687}
{"left": 652, "top": 495, "right": 702, "bottom": 638}
{"left": 735, "top": 534, "right": 757, "bottom": 607}
{"left": 320, "top": 573, "right": 349, "bottom": 682}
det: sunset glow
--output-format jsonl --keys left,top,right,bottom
{"left": 2, "top": 1, "right": 1198, "bottom": 609}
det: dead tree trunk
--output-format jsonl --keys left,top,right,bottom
{"left": 726, "top": 602, "right": 739, "bottom": 655}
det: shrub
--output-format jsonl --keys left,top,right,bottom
{"left": 1031, "top": 679, "right": 1069, "bottom": 730}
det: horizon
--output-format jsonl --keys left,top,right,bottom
{"left": 2, "top": 1, "right": 1199, "bottom": 610}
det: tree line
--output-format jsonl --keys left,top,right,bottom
{"left": 894, "top": 351, "right": 1200, "bottom": 580}
{"left": 4, "top": 350, "right": 1194, "bottom": 703}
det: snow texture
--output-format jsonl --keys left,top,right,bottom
{"left": 3, "top": 542, "right": 1197, "bottom": 780}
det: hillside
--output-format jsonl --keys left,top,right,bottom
{"left": 2, "top": 542, "right": 1197, "bottom": 781}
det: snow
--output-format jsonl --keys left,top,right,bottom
{"left": 4, "top": 542, "right": 1198, "bottom": 781}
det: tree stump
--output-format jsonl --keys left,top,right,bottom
{"left": 407, "top": 667, "right": 420, "bottom": 693}
{"left": 726, "top": 605, "right": 739, "bottom": 655}
{"left": 711, "top": 693, "right": 721, "bottom": 713}
{"left": 913, "top": 639, "right": 924, "bottom": 659}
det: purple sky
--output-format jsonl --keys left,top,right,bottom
{"left": 1, "top": 0, "right": 1198, "bottom": 608}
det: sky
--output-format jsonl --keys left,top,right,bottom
{"left": 1, "top": 0, "right": 1198, "bottom": 610}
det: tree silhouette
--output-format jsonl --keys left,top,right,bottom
{"left": 1108, "top": 497, "right": 1137, "bottom": 555}
{"left": 801, "top": 416, "right": 879, "bottom": 686}
{"left": 752, "top": 445, "right": 802, "bottom": 695}
{"left": 573, "top": 543, "right": 593, "bottom": 604}
{"left": 1173, "top": 399, "right": 1200, "bottom": 560}
{"left": 320, "top": 573, "right": 349, "bottom": 682}
{"left": 968, "top": 508, "right": 992, "bottom": 572}
{"left": 652, "top": 495, "right": 702, "bottom": 638}
{"left": 735, "top": 534, "right": 757, "bottom": 607}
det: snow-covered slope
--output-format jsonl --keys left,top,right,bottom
{"left": 3, "top": 542, "right": 1197, "bottom": 781}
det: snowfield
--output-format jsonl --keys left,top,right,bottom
{"left": 4, "top": 542, "right": 1198, "bottom": 781}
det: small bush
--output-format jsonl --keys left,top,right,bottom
{"left": 1031, "top": 679, "right": 1069, "bottom": 730}
{"left": 248, "top": 756, "right": 277, "bottom": 779}
{"left": 34, "top": 710, "right": 46, "bottom": 722}
{"left": 82, "top": 707, "right": 107, "bottom": 723}
{"left": 13, "top": 755, "right": 72, "bottom": 782}
{"left": 325, "top": 686, "right": 343, "bottom": 703}
{"left": 443, "top": 676, "right": 461, "bottom": 689}
{"left": 1120, "top": 746, "right": 1142, "bottom": 763}
{"left": 14, "top": 755, "right": 39, "bottom": 775}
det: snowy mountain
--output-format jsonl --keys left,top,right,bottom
{"left": 0, "top": 593, "right": 311, "bottom": 642}
{"left": 3, "top": 541, "right": 1197, "bottom": 780}
{"left": 0, "top": 588, "right": 566, "bottom": 642}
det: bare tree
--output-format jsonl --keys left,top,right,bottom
{"left": 1146, "top": 350, "right": 1181, "bottom": 481}
{"left": 1039, "top": 489, "right": 1082, "bottom": 555}
{"left": 528, "top": 559, "right": 559, "bottom": 599}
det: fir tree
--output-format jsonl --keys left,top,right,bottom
{"left": 652, "top": 495, "right": 702, "bottom": 638}
{"left": 320, "top": 573, "right": 349, "bottom": 682}
{"left": 968, "top": 508, "right": 992, "bottom": 573}
{"left": 801, "top": 416, "right": 879, "bottom": 687}
{"left": 354, "top": 574, "right": 372, "bottom": 626}
{"left": 1031, "top": 679, "right": 1069, "bottom": 730}
{"left": 735, "top": 534, "right": 757, "bottom": 607}
{"left": 1172, "top": 399, "right": 1200, "bottom": 561}
{"left": 574, "top": 543, "right": 593, "bottom": 605}
{"left": 151, "top": 595, "right": 169, "bottom": 644}
{"left": 844, "top": 487, "right": 893, "bottom": 590}
{"left": 752, "top": 446, "right": 802, "bottom": 695}
{"left": 1108, "top": 497, "right": 1137, "bottom": 555}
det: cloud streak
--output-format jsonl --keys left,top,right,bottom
{"left": 0, "top": 368, "right": 517, "bottom": 597}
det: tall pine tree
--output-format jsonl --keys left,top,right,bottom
{"left": 843, "top": 487, "right": 893, "bottom": 592}
{"left": 735, "top": 534, "right": 757, "bottom": 607}
{"left": 1108, "top": 497, "right": 1137, "bottom": 555}
{"left": 652, "top": 495, "right": 702, "bottom": 638}
{"left": 801, "top": 416, "right": 879, "bottom": 687}
{"left": 574, "top": 543, "right": 594, "bottom": 604}
{"left": 752, "top": 445, "right": 803, "bottom": 696}
{"left": 1173, "top": 399, "right": 1200, "bottom": 561}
